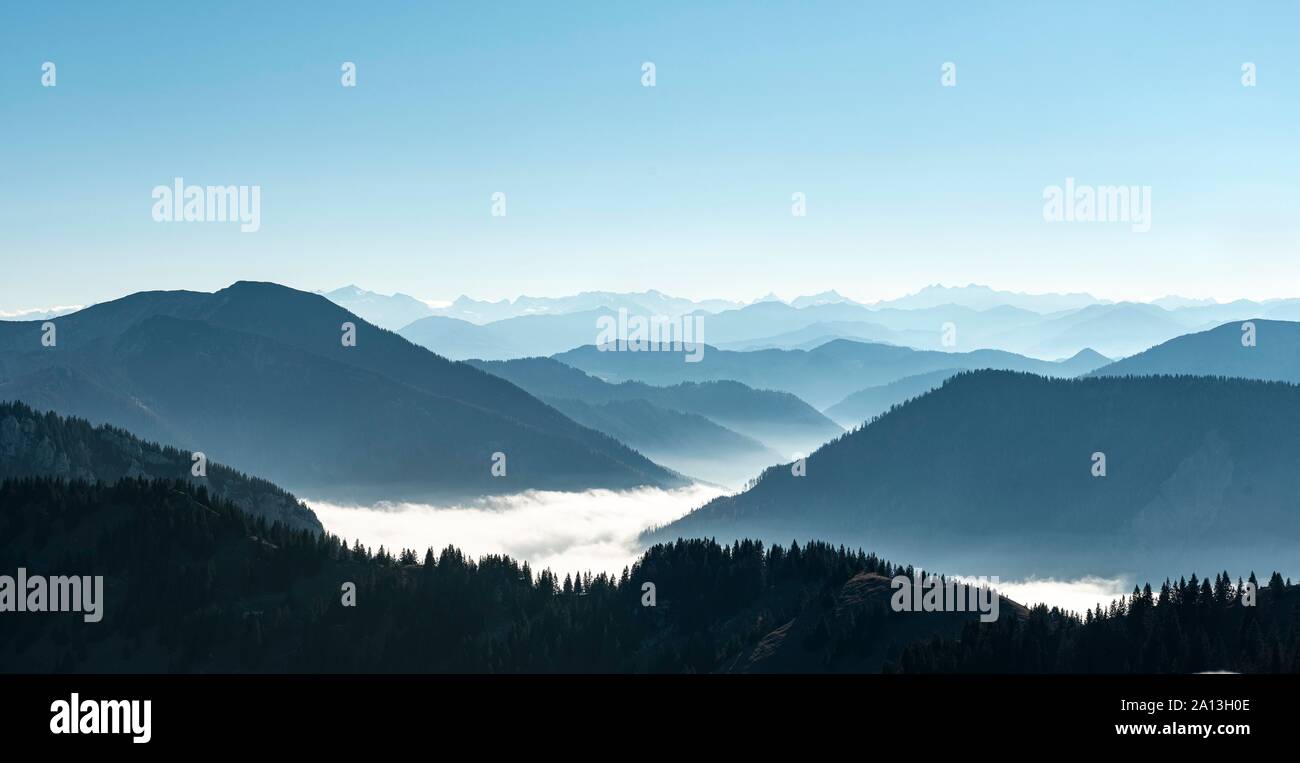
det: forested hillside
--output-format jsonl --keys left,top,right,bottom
{"left": 2, "top": 477, "right": 1293, "bottom": 674}
{"left": 655, "top": 370, "right": 1300, "bottom": 580}
{"left": 0, "top": 401, "right": 321, "bottom": 533}
{"left": 894, "top": 573, "right": 1299, "bottom": 673}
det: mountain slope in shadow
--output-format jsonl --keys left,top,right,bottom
{"left": 0, "top": 282, "right": 684, "bottom": 502}
{"left": 823, "top": 368, "right": 961, "bottom": 428}
{"left": 554, "top": 339, "right": 1109, "bottom": 409}
{"left": 468, "top": 356, "right": 843, "bottom": 459}
{"left": 651, "top": 370, "right": 1300, "bottom": 580}
{"left": 1090, "top": 318, "right": 1300, "bottom": 382}
{"left": 0, "top": 400, "right": 321, "bottom": 533}
{"left": 543, "top": 396, "right": 780, "bottom": 486}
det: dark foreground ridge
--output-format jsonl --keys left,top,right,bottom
{"left": 2, "top": 477, "right": 1294, "bottom": 674}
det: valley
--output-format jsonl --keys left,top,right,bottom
{"left": 4, "top": 281, "right": 1299, "bottom": 673}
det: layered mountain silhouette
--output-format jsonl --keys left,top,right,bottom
{"left": 469, "top": 357, "right": 842, "bottom": 452}
{"left": 0, "top": 282, "right": 684, "bottom": 501}
{"left": 651, "top": 370, "right": 1300, "bottom": 580}
{"left": 469, "top": 357, "right": 842, "bottom": 483}
{"left": 320, "top": 285, "right": 437, "bottom": 330}
{"left": 400, "top": 309, "right": 617, "bottom": 360}
{"left": 7, "top": 281, "right": 1300, "bottom": 677}
{"left": 826, "top": 348, "right": 1111, "bottom": 426}
{"left": 871, "top": 284, "right": 1104, "bottom": 313}
{"left": 425, "top": 289, "right": 742, "bottom": 324}
{"left": 1090, "top": 319, "right": 1300, "bottom": 382}
{"left": 394, "top": 296, "right": 1082, "bottom": 361}
{"left": 542, "top": 397, "right": 779, "bottom": 486}
{"left": 404, "top": 294, "right": 1134, "bottom": 361}
{"left": 312, "top": 284, "right": 1300, "bottom": 362}
{"left": 716, "top": 320, "right": 912, "bottom": 351}
{"left": 306, "top": 284, "right": 1300, "bottom": 366}
{"left": 823, "top": 368, "right": 961, "bottom": 428}
{"left": 0, "top": 401, "right": 321, "bottom": 533}
{"left": 555, "top": 339, "right": 1109, "bottom": 409}
{"left": 988, "top": 302, "right": 1194, "bottom": 359}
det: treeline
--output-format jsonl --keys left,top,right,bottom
{"left": 0, "top": 400, "right": 322, "bottom": 533}
{"left": 891, "top": 573, "right": 1300, "bottom": 673}
{"left": 0, "top": 477, "right": 899, "bottom": 673}
{"left": 1, "top": 476, "right": 1296, "bottom": 673}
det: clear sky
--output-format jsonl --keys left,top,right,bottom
{"left": 3, "top": 1, "right": 1298, "bottom": 311}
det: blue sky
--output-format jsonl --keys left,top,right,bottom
{"left": 2, "top": 1, "right": 1298, "bottom": 311}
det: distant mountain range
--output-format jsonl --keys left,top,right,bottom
{"left": 716, "top": 320, "right": 914, "bottom": 351}
{"left": 554, "top": 339, "right": 1109, "bottom": 409}
{"left": 542, "top": 397, "right": 779, "bottom": 487}
{"left": 469, "top": 357, "right": 843, "bottom": 484}
{"left": 679, "top": 298, "right": 1300, "bottom": 360}
{"left": 320, "top": 283, "right": 1115, "bottom": 328}
{"left": 0, "top": 305, "right": 83, "bottom": 321}
{"left": 319, "top": 285, "right": 439, "bottom": 331}
{"left": 0, "top": 282, "right": 685, "bottom": 502}
{"left": 869, "top": 284, "right": 1105, "bottom": 313}
{"left": 431, "top": 290, "right": 744, "bottom": 324}
{"left": 989, "top": 302, "right": 1192, "bottom": 359}
{"left": 789, "top": 290, "right": 853, "bottom": 309}
{"left": 292, "top": 283, "right": 1300, "bottom": 367}
{"left": 400, "top": 309, "right": 616, "bottom": 360}
{"left": 822, "top": 368, "right": 963, "bottom": 428}
{"left": 322, "top": 286, "right": 748, "bottom": 329}
{"left": 651, "top": 371, "right": 1300, "bottom": 580}
{"left": 369, "top": 284, "right": 1300, "bottom": 362}
{"left": 0, "top": 400, "right": 322, "bottom": 533}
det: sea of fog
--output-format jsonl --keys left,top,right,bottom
{"left": 308, "top": 485, "right": 726, "bottom": 575}
{"left": 307, "top": 487, "right": 1132, "bottom": 614}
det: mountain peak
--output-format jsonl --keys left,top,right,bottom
{"left": 790, "top": 290, "right": 851, "bottom": 309}
{"left": 1062, "top": 347, "right": 1109, "bottom": 364}
{"left": 875, "top": 284, "right": 1103, "bottom": 313}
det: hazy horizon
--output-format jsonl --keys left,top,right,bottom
{"left": 4, "top": 279, "right": 1294, "bottom": 318}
